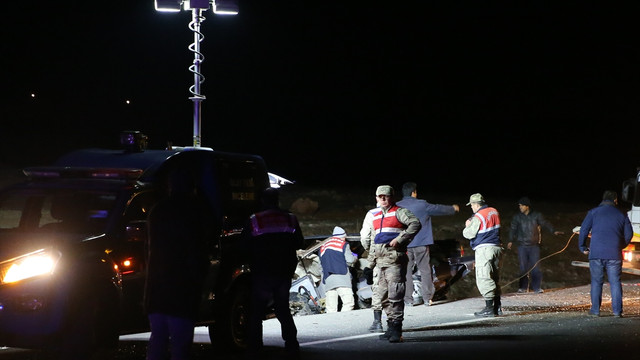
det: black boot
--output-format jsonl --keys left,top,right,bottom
{"left": 494, "top": 296, "right": 502, "bottom": 316}
{"left": 379, "top": 320, "right": 392, "bottom": 340}
{"left": 368, "top": 310, "right": 384, "bottom": 333}
{"left": 474, "top": 299, "right": 495, "bottom": 317}
{"left": 388, "top": 320, "right": 403, "bottom": 343}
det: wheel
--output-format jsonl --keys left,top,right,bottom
{"left": 208, "top": 285, "right": 250, "bottom": 351}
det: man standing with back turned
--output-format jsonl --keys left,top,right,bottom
{"left": 397, "top": 182, "right": 459, "bottom": 306}
{"left": 145, "top": 168, "right": 210, "bottom": 360}
{"left": 462, "top": 193, "right": 503, "bottom": 317}
{"left": 578, "top": 190, "right": 632, "bottom": 317}
{"left": 360, "top": 185, "right": 421, "bottom": 343}
{"left": 244, "top": 187, "right": 304, "bottom": 358}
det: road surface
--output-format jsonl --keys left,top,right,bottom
{"left": 2, "top": 280, "right": 639, "bottom": 359}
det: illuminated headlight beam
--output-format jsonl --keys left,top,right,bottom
{"left": 1, "top": 249, "right": 61, "bottom": 284}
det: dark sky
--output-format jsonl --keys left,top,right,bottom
{"left": 2, "top": 1, "right": 639, "bottom": 203}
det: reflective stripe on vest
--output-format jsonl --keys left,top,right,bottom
{"left": 320, "top": 237, "right": 347, "bottom": 256}
{"left": 320, "top": 237, "right": 349, "bottom": 282}
{"left": 471, "top": 206, "right": 501, "bottom": 248}
{"left": 373, "top": 206, "right": 404, "bottom": 244}
{"left": 250, "top": 209, "right": 297, "bottom": 236}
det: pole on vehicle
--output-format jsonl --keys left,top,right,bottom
{"left": 189, "top": 7, "right": 205, "bottom": 147}
{"left": 154, "top": 0, "right": 238, "bottom": 148}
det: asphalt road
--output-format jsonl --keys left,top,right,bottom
{"left": 2, "top": 280, "right": 639, "bottom": 359}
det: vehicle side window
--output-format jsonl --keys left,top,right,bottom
{"left": 123, "top": 191, "right": 161, "bottom": 242}
{"left": 38, "top": 196, "right": 57, "bottom": 228}
{"left": 38, "top": 193, "right": 115, "bottom": 234}
{"left": 0, "top": 194, "right": 27, "bottom": 230}
{"left": 216, "top": 160, "right": 265, "bottom": 228}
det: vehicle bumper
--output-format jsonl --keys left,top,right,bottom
{"left": 571, "top": 260, "right": 640, "bottom": 276}
{"left": 0, "top": 276, "right": 69, "bottom": 348}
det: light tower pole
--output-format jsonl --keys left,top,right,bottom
{"left": 154, "top": 0, "right": 238, "bottom": 147}
{"left": 189, "top": 7, "right": 206, "bottom": 147}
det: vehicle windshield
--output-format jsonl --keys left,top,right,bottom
{"left": 0, "top": 188, "right": 117, "bottom": 237}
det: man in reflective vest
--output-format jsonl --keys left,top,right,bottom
{"left": 360, "top": 185, "right": 421, "bottom": 343}
{"left": 244, "top": 188, "right": 304, "bottom": 357}
{"left": 462, "top": 193, "right": 504, "bottom": 317}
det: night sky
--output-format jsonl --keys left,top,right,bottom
{"left": 2, "top": 1, "right": 639, "bottom": 203}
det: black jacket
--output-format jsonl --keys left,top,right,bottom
{"left": 509, "top": 210, "right": 556, "bottom": 247}
{"left": 144, "top": 194, "right": 210, "bottom": 319}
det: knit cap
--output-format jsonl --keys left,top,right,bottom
{"left": 332, "top": 226, "right": 347, "bottom": 238}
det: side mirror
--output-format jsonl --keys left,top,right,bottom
{"left": 126, "top": 221, "right": 147, "bottom": 242}
{"left": 622, "top": 178, "right": 635, "bottom": 203}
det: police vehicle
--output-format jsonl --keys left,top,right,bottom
{"left": 0, "top": 131, "right": 275, "bottom": 357}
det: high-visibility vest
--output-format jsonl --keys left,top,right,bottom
{"left": 372, "top": 205, "right": 405, "bottom": 245}
{"left": 470, "top": 206, "right": 501, "bottom": 249}
{"left": 320, "top": 237, "right": 349, "bottom": 283}
{"left": 249, "top": 209, "right": 298, "bottom": 236}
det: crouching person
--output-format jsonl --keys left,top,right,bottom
{"left": 320, "top": 226, "right": 357, "bottom": 313}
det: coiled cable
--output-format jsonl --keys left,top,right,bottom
{"left": 188, "top": 9, "right": 206, "bottom": 101}
{"left": 501, "top": 232, "right": 577, "bottom": 288}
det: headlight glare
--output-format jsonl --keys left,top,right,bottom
{"left": 1, "top": 250, "right": 60, "bottom": 284}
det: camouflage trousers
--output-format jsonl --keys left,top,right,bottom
{"left": 371, "top": 258, "right": 408, "bottom": 322}
{"left": 474, "top": 245, "right": 503, "bottom": 300}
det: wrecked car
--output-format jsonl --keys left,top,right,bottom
{"left": 289, "top": 235, "right": 475, "bottom": 315}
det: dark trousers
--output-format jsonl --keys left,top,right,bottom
{"left": 517, "top": 245, "right": 542, "bottom": 291}
{"left": 404, "top": 246, "right": 434, "bottom": 302}
{"left": 248, "top": 274, "right": 298, "bottom": 350}
{"left": 147, "top": 313, "right": 195, "bottom": 360}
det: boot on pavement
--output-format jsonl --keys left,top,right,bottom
{"left": 368, "top": 310, "right": 384, "bottom": 333}
{"left": 474, "top": 299, "right": 495, "bottom": 317}
{"left": 388, "top": 320, "right": 403, "bottom": 343}
{"left": 379, "top": 320, "right": 392, "bottom": 340}
{"left": 494, "top": 296, "right": 503, "bottom": 316}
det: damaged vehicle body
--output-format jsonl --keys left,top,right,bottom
{"left": 290, "top": 235, "right": 475, "bottom": 315}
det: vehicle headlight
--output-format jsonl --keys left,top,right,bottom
{"left": 0, "top": 249, "right": 61, "bottom": 285}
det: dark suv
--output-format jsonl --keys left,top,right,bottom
{"left": 0, "top": 135, "right": 270, "bottom": 357}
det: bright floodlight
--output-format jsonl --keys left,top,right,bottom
{"left": 155, "top": 0, "right": 181, "bottom": 12}
{"left": 213, "top": 0, "right": 239, "bottom": 15}
{"left": 153, "top": 0, "right": 238, "bottom": 147}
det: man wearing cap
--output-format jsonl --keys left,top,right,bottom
{"left": 509, "top": 196, "right": 564, "bottom": 294}
{"left": 360, "top": 185, "right": 421, "bottom": 343}
{"left": 319, "top": 226, "right": 357, "bottom": 313}
{"left": 462, "top": 193, "right": 503, "bottom": 317}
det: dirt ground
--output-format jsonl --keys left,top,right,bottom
{"left": 279, "top": 185, "right": 639, "bottom": 300}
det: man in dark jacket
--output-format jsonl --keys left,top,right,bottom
{"left": 145, "top": 168, "right": 210, "bottom": 360}
{"left": 508, "top": 197, "right": 563, "bottom": 294}
{"left": 397, "top": 182, "right": 459, "bottom": 306}
{"left": 244, "top": 187, "right": 304, "bottom": 357}
{"left": 578, "top": 190, "right": 633, "bottom": 317}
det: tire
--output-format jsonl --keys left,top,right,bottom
{"left": 208, "top": 285, "right": 250, "bottom": 351}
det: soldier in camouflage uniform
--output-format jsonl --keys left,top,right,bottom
{"left": 360, "top": 185, "right": 421, "bottom": 343}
